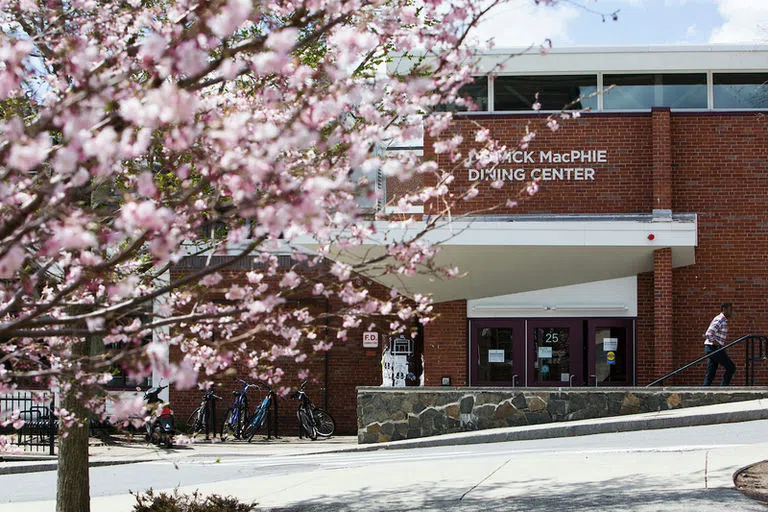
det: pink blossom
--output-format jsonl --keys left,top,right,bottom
{"left": 0, "top": 246, "right": 24, "bottom": 278}
{"left": 547, "top": 118, "right": 560, "bottom": 132}
{"left": 225, "top": 284, "right": 246, "bottom": 300}
{"left": 199, "top": 273, "right": 223, "bottom": 287}
{"left": 146, "top": 342, "right": 168, "bottom": 363}
{"left": 246, "top": 271, "right": 263, "bottom": 284}
{"left": 8, "top": 134, "right": 51, "bottom": 171}
{"left": 208, "top": 0, "right": 253, "bottom": 38}
{"left": 136, "top": 172, "right": 157, "bottom": 198}
{"left": 110, "top": 396, "right": 145, "bottom": 421}
{"left": 279, "top": 271, "right": 301, "bottom": 289}
{"left": 138, "top": 33, "right": 167, "bottom": 63}
{"left": 85, "top": 317, "right": 104, "bottom": 332}
{"left": 331, "top": 262, "right": 351, "bottom": 281}
{"left": 0, "top": 435, "right": 22, "bottom": 454}
{"left": 174, "top": 359, "right": 198, "bottom": 390}
{"left": 118, "top": 201, "right": 174, "bottom": 232}
{"left": 266, "top": 28, "right": 299, "bottom": 54}
{"left": 475, "top": 129, "right": 490, "bottom": 142}
{"left": 50, "top": 225, "right": 98, "bottom": 251}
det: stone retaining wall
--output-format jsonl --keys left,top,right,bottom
{"left": 356, "top": 387, "right": 768, "bottom": 444}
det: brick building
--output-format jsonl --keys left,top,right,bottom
{"left": 172, "top": 45, "right": 768, "bottom": 435}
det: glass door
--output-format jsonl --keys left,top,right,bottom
{"left": 587, "top": 319, "right": 635, "bottom": 386}
{"left": 470, "top": 319, "right": 525, "bottom": 386}
{"left": 527, "top": 319, "right": 583, "bottom": 387}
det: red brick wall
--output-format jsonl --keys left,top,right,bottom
{"left": 423, "top": 113, "right": 653, "bottom": 215}
{"left": 423, "top": 300, "right": 468, "bottom": 386}
{"left": 670, "top": 112, "right": 768, "bottom": 386}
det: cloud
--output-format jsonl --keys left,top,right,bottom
{"left": 686, "top": 24, "right": 697, "bottom": 37}
{"left": 709, "top": 0, "right": 768, "bottom": 43}
{"left": 466, "top": 0, "right": 582, "bottom": 48}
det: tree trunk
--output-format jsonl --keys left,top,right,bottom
{"left": 56, "top": 340, "right": 91, "bottom": 512}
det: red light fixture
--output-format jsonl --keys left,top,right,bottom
{"left": 647, "top": 234, "right": 655, "bottom": 240}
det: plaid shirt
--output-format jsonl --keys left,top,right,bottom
{"left": 705, "top": 313, "right": 728, "bottom": 346}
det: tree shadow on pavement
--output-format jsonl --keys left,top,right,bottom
{"left": 256, "top": 471, "right": 765, "bottom": 512}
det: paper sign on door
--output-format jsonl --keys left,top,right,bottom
{"left": 603, "top": 338, "right": 618, "bottom": 351}
{"left": 538, "top": 346, "right": 553, "bottom": 359}
{"left": 488, "top": 350, "right": 505, "bottom": 363}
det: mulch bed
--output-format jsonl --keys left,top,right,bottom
{"left": 734, "top": 460, "right": 768, "bottom": 504}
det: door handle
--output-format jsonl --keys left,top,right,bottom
{"left": 569, "top": 374, "right": 575, "bottom": 387}
{"left": 590, "top": 374, "right": 598, "bottom": 387}
{"left": 512, "top": 374, "right": 518, "bottom": 387}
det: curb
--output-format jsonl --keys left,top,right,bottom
{"left": 332, "top": 406, "right": 768, "bottom": 453}
{"left": 0, "top": 458, "right": 155, "bottom": 476}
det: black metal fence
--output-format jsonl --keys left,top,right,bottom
{"left": 0, "top": 391, "right": 56, "bottom": 455}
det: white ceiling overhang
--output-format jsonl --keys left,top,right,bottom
{"left": 294, "top": 214, "right": 697, "bottom": 303}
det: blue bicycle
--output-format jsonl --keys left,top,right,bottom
{"left": 241, "top": 381, "right": 276, "bottom": 442}
{"left": 221, "top": 379, "right": 251, "bottom": 441}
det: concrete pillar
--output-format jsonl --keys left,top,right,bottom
{"left": 423, "top": 300, "right": 468, "bottom": 386}
{"left": 652, "top": 107, "right": 672, "bottom": 219}
{"left": 654, "top": 248, "right": 674, "bottom": 380}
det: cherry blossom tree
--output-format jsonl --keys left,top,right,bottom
{"left": 0, "top": 0, "right": 606, "bottom": 510}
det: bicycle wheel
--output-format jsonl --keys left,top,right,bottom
{"left": 221, "top": 409, "right": 236, "bottom": 441}
{"left": 186, "top": 407, "right": 203, "bottom": 436}
{"left": 245, "top": 407, "right": 267, "bottom": 442}
{"left": 298, "top": 408, "right": 317, "bottom": 440}
{"left": 312, "top": 408, "right": 335, "bottom": 437}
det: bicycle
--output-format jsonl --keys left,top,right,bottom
{"left": 220, "top": 379, "right": 251, "bottom": 441}
{"left": 186, "top": 388, "right": 222, "bottom": 439}
{"left": 290, "top": 379, "right": 335, "bottom": 440}
{"left": 241, "top": 381, "right": 277, "bottom": 442}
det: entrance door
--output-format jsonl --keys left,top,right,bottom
{"left": 587, "top": 319, "right": 635, "bottom": 386}
{"left": 527, "top": 319, "right": 583, "bottom": 386}
{"left": 470, "top": 319, "right": 525, "bottom": 386}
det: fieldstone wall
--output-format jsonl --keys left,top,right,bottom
{"left": 357, "top": 387, "right": 768, "bottom": 443}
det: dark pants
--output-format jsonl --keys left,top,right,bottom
{"left": 702, "top": 344, "right": 736, "bottom": 386}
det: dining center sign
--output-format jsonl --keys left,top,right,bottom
{"left": 467, "top": 149, "right": 608, "bottom": 182}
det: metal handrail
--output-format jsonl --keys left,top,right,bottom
{"left": 646, "top": 333, "right": 761, "bottom": 387}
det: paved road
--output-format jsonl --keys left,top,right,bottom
{"left": 3, "top": 420, "right": 768, "bottom": 511}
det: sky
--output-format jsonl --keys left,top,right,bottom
{"left": 471, "top": 0, "right": 768, "bottom": 48}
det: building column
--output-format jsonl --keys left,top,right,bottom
{"left": 653, "top": 248, "right": 674, "bottom": 380}
{"left": 423, "top": 300, "right": 468, "bottom": 386}
{"left": 652, "top": 107, "right": 672, "bottom": 219}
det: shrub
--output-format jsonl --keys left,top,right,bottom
{"left": 132, "top": 489, "right": 256, "bottom": 512}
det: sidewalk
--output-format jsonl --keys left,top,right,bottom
{"left": 0, "top": 433, "right": 360, "bottom": 475}
{"left": 3, "top": 397, "right": 768, "bottom": 475}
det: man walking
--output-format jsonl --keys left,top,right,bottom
{"left": 702, "top": 302, "right": 736, "bottom": 386}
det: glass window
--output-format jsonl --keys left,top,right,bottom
{"left": 436, "top": 76, "right": 488, "bottom": 112}
{"left": 714, "top": 73, "right": 768, "bottom": 109}
{"left": 459, "top": 76, "right": 488, "bottom": 111}
{"left": 478, "top": 326, "right": 514, "bottom": 383}
{"left": 533, "top": 327, "right": 571, "bottom": 384}
{"left": 603, "top": 73, "right": 707, "bottom": 110}
{"left": 594, "top": 327, "right": 627, "bottom": 384}
{"left": 494, "top": 75, "right": 597, "bottom": 111}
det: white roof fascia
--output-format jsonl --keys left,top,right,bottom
{"left": 388, "top": 45, "right": 768, "bottom": 75}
